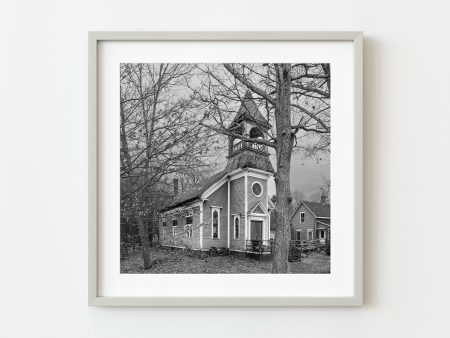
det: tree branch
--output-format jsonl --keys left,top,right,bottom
{"left": 223, "top": 64, "right": 277, "bottom": 106}
{"left": 291, "top": 125, "right": 329, "bottom": 134}
{"left": 291, "top": 103, "right": 330, "bottom": 132}
{"left": 291, "top": 84, "right": 330, "bottom": 98}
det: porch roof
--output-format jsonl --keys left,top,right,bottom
{"left": 317, "top": 219, "right": 331, "bottom": 228}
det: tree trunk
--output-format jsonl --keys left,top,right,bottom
{"left": 136, "top": 65, "right": 152, "bottom": 269}
{"left": 137, "top": 218, "right": 151, "bottom": 269}
{"left": 272, "top": 64, "right": 294, "bottom": 273}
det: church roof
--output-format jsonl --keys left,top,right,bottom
{"left": 161, "top": 93, "right": 275, "bottom": 213}
{"left": 225, "top": 149, "right": 275, "bottom": 173}
{"left": 161, "top": 171, "right": 227, "bottom": 211}
{"left": 228, "top": 91, "right": 272, "bottom": 130}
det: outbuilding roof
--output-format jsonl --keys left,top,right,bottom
{"left": 303, "top": 201, "right": 330, "bottom": 218}
{"left": 291, "top": 200, "right": 331, "bottom": 219}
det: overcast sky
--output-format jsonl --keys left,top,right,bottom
{"left": 267, "top": 149, "right": 329, "bottom": 197}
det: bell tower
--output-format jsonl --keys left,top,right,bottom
{"left": 225, "top": 91, "right": 274, "bottom": 173}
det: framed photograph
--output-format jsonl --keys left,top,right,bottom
{"left": 89, "top": 32, "right": 363, "bottom": 306}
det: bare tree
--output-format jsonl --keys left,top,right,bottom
{"left": 120, "top": 63, "right": 219, "bottom": 268}
{"left": 194, "top": 63, "right": 330, "bottom": 273}
{"left": 308, "top": 177, "right": 331, "bottom": 203}
{"left": 291, "top": 189, "right": 306, "bottom": 211}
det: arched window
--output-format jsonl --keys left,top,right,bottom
{"left": 249, "top": 127, "right": 266, "bottom": 151}
{"left": 249, "top": 127, "right": 264, "bottom": 139}
{"left": 232, "top": 137, "right": 242, "bottom": 152}
{"left": 185, "top": 212, "right": 193, "bottom": 238}
{"left": 231, "top": 126, "right": 244, "bottom": 153}
{"left": 212, "top": 209, "right": 219, "bottom": 239}
{"left": 234, "top": 216, "right": 240, "bottom": 239}
{"left": 172, "top": 219, "right": 178, "bottom": 236}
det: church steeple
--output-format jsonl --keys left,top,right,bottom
{"left": 225, "top": 91, "right": 274, "bottom": 173}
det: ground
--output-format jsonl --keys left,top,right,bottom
{"left": 121, "top": 247, "right": 330, "bottom": 274}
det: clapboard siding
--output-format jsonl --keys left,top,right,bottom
{"left": 230, "top": 177, "right": 245, "bottom": 215}
{"left": 202, "top": 181, "right": 228, "bottom": 248}
{"left": 290, "top": 204, "right": 316, "bottom": 240}
{"left": 159, "top": 172, "right": 272, "bottom": 251}
{"left": 230, "top": 215, "right": 245, "bottom": 250}
{"left": 247, "top": 175, "right": 268, "bottom": 211}
{"left": 159, "top": 205, "right": 201, "bottom": 249}
{"left": 229, "top": 177, "right": 245, "bottom": 250}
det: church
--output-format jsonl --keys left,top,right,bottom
{"left": 158, "top": 92, "right": 276, "bottom": 253}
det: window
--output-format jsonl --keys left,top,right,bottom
{"left": 185, "top": 215, "right": 193, "bottom": 238}
{"left": 249, "top": 127, "right": 267, "bottom": 152}
{"left": 212, "top": 208, "right": 220, "bottom": 239}
{"left": 296, "top": 230, "right": 301, "bottom": 241}
{"left": 319, "top": 230, "right": 325, "bottom": 239}
{"left": 249, "top": 127, "right": 264, "bottom": 139}
{"left": 251, "top": 182, "right": 263, "bottom": 197}
{"left": 300, "top": 212, "right": 305, "bottom": 223}
{"left": 307, "top": 229, "right": 313, "bottom": 240}
{"left": 161, "top": 221, "right": 167, "bottom": 237}
{"left": 234, "top": 216, "right": 240, "bottom": 239}
{"left": 172, "top": 219, "right": 178, "bottom": 236}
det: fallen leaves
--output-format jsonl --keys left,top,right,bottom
{"left": 120, "top": 247, "right": 330, "bottom": 274}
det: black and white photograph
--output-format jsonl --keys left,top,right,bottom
{"left": 6, "top": 0, "right": 450, "bottom": 334}
{"left": 119, "top": 63, "right": 331, "bottom": 274}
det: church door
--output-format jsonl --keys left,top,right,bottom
{"left": 250, "top": 220, "right": 263, "bottom": 241}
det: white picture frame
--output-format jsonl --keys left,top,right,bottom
{"left": 88, "top": 31, "right": 363, "bottom": 306}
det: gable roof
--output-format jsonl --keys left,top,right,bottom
{"left": 228, "top": 91, "right": 272, "bottom": 130}
{"left": 303, "top": 201, "right": 330, "bottom": 218}
{"left": 161, "top": 171, "right": 227, "bottom": 211}
{"left": 248, "top": 200, "right": 268, "bottom": 215}
{"left": 291, "top": 200, "right": 330, "bottom": 220}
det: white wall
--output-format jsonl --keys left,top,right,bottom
{"left": 1, "top": 0, "right": 449, "bottom": 337}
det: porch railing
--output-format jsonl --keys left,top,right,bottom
{"left": 290, "top": 239, "right": 320, "bottom": 248}
{"left": 245, "top": 239, "right": 273, "bottom": 253}
{"left": 232, "top": 140, "right": 268, "bottom": 154}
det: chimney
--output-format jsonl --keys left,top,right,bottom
{"left": 173, "top": 178, "right": 179, "bottom": 196}
{"left": 321, "top": 194, "right": 326, "bottom": 204}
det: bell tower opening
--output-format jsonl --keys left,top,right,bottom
{"left": 225, "top": 91, "right": 274, "bottom": 173}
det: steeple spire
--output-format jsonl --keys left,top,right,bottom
{"left": 227, "top": 91, "right": 271, "bottom": 132}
